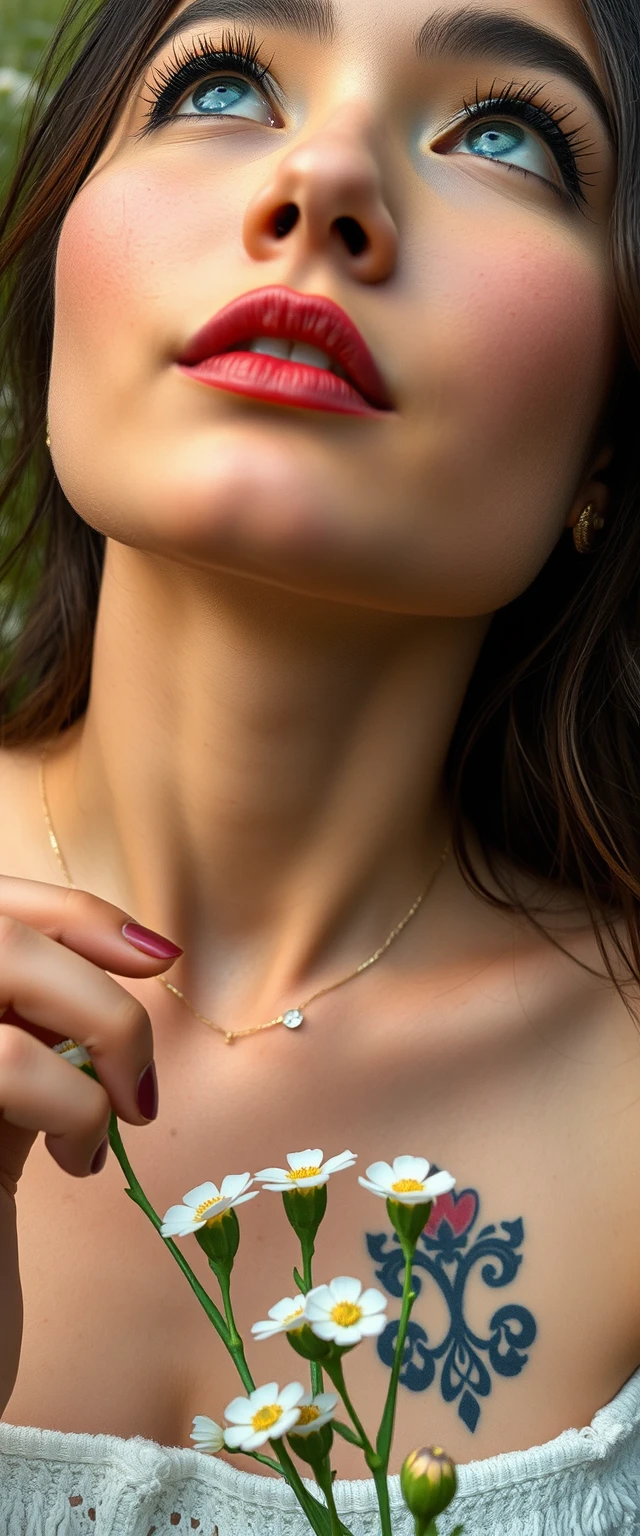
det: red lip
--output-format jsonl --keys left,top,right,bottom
{"left": 178, "top": 287, "right": 392, "bottom": 416}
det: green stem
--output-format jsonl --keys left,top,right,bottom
{"left": 371, "top": 1464, "right": 393, "bottom": 1536}
{"left": 248, "top": 1452, "right": 283, "bottom": 1474}
{"left": 216, "top": 1267, "right": 255, "bottom": 1394}
{"left": 109, "top": 1118, "right": 339, "bottom": 1536}
{"left": 323, "top": 1356, "right": 374, "bottom": 1462}
{"left": 376, "top": 1245, "right": 417, "bottom": 1462}
{"left": 301, "top": 1233, "right": 323, "bottom": 1397}
{"left": 315, "top": 1458, "right": 343, "bottom": 1536}
{"left": 272, "top": 1440, "right": 332, "bottom": 1536}
{"left": 108, "top": 1116, "right": 230, "bottom": 1345}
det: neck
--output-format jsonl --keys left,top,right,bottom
{"left": 48, "top": 545, "right": 488, "bottom": 1023}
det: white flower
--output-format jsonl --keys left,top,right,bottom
{"left": 358, "top": 1155, "right": 456, "bottom": 1205}
{"left": 288, "top": 1391, "right": 339, "bottom": 1438}
{"left": 255, "top": 1148, "right": 357, "bottom": 1191}
{"left": 251, "top": 1294, "right": 307, "bottom": 1340}
{"left": 223, "top": 1381, "right": 306, "bottom": 1450}
{"left": 305, "top": 1276, "right": 387, "bottom": 1347}
{"left": 190, "top": 1415, "right": 224, "bottom": 1455}
{"left": 161, "top": 1175, "right": 258, "bottom": 1238}
{"left": 53, "top": 1039, "right": 92, "bottom": 1068}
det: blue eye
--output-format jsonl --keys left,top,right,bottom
{"left": 177, "top": 73, "right": 273, "bottom": 123}
{"left": 453, "top": 116, "right": 558, "bottom": 184}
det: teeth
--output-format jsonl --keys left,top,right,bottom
{"left": 289, "top": 342, "right": 332, "bottom": 370}
{"left": 248, "top": 337, "right": 290, "bottom": 359}
{"left": 246, "top": 337, "right": 334, "bottom": 372}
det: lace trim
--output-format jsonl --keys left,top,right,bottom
{"left": 0, "top": 1365, "right": 639, "bottom": 1536}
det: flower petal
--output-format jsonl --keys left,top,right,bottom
{"left": 424, "top": 1169, "right": 457, "bottom": 1197}
{"left": 304, "top": 1287, "right": 332, "bottom": 1319}
{"left": 328, "top": 1276, "right": 362, "bottom": 1303}
{"left": 259, "top": 1181, "right": 290, "bottom": 1192}
{"left": 322, "top": 1151, "right": 357, "bottom": 1175}
{"left": 183, "top": 1181, "right": 220, "bottom": 1209}
{"left": 278, "top": 1382, "right": 306, "bottom": 1412}
{"left": 308, "top": 1320, "right": 338, "bottom": 1340}
{"left": 233, "top": 1190, "right": 261, "bottom": 1206}
{"left": 358, "top": 1288, "right": 388, "bottom": 1315}
{"left": 287, "top": 1149, "right": 323, "bottom": 1170}
{"left": 250, "top": 1382, "right": 280, "bottom": 1412}
{"left": 224, "top": 1425, "right": 252, "bottom": 1449}
{"left": 363, "top": 1161, "right": 393, "bottom": 1187}
{"left": 392, "top": 1155, "right": 430, "bottom": 1181}
{"left": 244, "top": 1428, "right": 275, "bottom": 1450}
{"left": 254, "top": 1166, "right": 288, "bottom": 1181}
{"left": 315, "top": 1394, "right": 339, "bottom": 1413}
{"left": 251, "top": 1320, "right": 280, "bottom": 1338}
{"left": 224, "top": 1396, "right": 256, "bottom": 1425}
{"left": 219, "top": 1172, "right": 252, "bottom": 1199}
{"left": 275, "top": 1409, "right": 304, "bottom": 1438}
{"left": 357, "top": 1176, "right": 387, "bottom": 1198}
{"left": 358, "top": 1313, "right": 387, "bottom": 1337}
{"left": 289, "top": 1173, "right": 329, "bottom": 1188}
{"left": 332, "top": 1325, "right": 362, "bottom": 1347}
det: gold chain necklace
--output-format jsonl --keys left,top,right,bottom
{"left": 39, "top": 748, "right": 450, "bottom": 1044}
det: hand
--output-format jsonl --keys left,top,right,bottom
{"left": 0, "top": 876, "right": 181, "bottom": 1414}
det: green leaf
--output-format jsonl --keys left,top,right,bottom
{"left": 331, "top": 1419, "right": 363, "bottom": 1448}
{"left": 294, "top": 1266, "right": 306, "bottom": 1293}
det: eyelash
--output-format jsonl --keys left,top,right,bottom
{"left": 142, "top": 28, "right": 278, "bottom": 132}
{"left": 142, "top": 35, "right": 595, "bottom": 207}
{"left": 457, "top": 80, "right": 595, "bottom": 205}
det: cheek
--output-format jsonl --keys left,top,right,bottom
{"left": 52, "top": 160, "right": 237, "bottom": 390}
{"left": 428, "top": 221, "right": 616, "bottom": 469}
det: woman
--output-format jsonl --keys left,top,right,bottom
{"left": 0, "top": 0, "right": 638, "bottom": 1528}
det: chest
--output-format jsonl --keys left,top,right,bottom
{"left": 6, "top": 967, "right": 640, "bottom": 1472}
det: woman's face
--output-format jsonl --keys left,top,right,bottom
{"left": 49, "top": 0, "right": 618, "bottom": 615}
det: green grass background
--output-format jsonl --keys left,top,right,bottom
{"left": 0, "top": 0, "right": 65, "bottom": 193}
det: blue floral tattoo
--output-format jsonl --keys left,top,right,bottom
{"left": 366, "top": 1173, "right": 537, "bottom": 1433}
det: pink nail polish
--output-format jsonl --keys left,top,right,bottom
{"left": 122, "top": 922, "right": 183, "bottom": 960}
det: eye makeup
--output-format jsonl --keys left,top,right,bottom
{"left": 140, "top": 28, "right": 596, "bottom": 208}
{"left": 141, "top": 27, "right": 281, "bottom": 133}
{"left": 439, "top": 80, "right": 595, "bottom": 206}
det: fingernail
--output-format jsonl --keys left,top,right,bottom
{"left": 122, "top": 922, "right": 183, "bottom": 960}
{"left": 90, "top": 1137, "right": 109, "bottom": 1175}
{"left": 136, "top": 1061, "right": 159, "bottom": 1122}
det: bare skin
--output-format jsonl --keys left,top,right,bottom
{"left": 1, "top": 0, "right": 639, "bottom": 1483}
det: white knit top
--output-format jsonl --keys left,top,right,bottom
{"left": 1, "top": 1368, "right": 639, "bottom": 1536}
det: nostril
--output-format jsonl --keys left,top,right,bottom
{"left": 333, "top": 216, "right": 369, "bottom": 257}
{"left": 273, "top": 203, "right": 300, "bottom": 239}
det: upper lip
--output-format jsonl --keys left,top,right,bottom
{"left": 178, "top": 286, "right": 393, "bottom": 411}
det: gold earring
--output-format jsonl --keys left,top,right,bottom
{"left": 573, "top": 503, "right": 604, "bottom": 555}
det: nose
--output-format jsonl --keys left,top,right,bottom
{"left": 243, "top": 103, "right": 399, "bottom": 285}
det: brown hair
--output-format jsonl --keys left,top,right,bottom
{"left": 1, "top": 0, "right": 640, "bottom": 986}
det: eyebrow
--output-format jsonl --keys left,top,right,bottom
{"left": 144, "top": 0, "right": 613, "bottom": 144}
{"left": 415, "top": 8, "right": 613, "bottom": 141}
{"left": 147, "top": 0, "right": 336, "bottom": 60}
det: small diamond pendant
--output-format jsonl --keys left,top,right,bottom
{"left": 283, "top": 1008, "right": 305, "bottom": 1030}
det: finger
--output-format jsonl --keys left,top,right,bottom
{"left": 0, "top": 1025, "right": 112, "bottom": 1177}
{"left": 0, "top": 917, "right": 156, "bottom": 1125}
{"left": 0, "top": 876, "right": 182, "bottom": 975}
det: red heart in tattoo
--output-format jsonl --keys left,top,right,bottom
{"left": 426, "top": 1188, "right": 478, "bottom": 1239}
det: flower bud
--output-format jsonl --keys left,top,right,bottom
{"left": 282, "top": 1184, "right": 328, "bottom": 1240}
{"left": 288, "top": 1421, "right": 334, "bottom": 1466}
{"left": 286, "top": 1323, "right": 333, "bottom": 1362}
{"left": 387, "top": 1197, "right": 433, "bottom": 1252}
{"left": 400, "top": 1446, "right": 457, "bottom": 1527}
{"left": 196, "top": 1207, "right": 240, "bottom": 1272}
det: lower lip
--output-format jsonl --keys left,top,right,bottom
{"left": 179, "top": 351, "right": 385, "bottom": 416}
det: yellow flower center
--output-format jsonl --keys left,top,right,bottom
{"left": 297, "top": 1405, "right": 321, "bottom": 1427}
{"left": 194, "top": 1195, "right": 224, "bottom": 1221}
{"left": 331, "top": 1302, "right": 362, "bottom": 1328}
{"left": 391, "top": 1178, "right": 424, "bottom": 1194}
{"left": 287, "top": 1165, "right": 322, "bottom": 1181}
{"left": 252, "top": 1404, "right": 283, "bottom": 1433}
{"left": 284, "top": 1306, "right": 305, "bottom": 1324}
